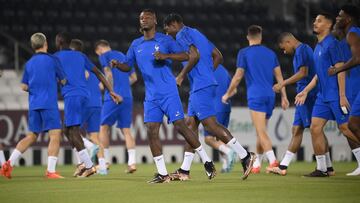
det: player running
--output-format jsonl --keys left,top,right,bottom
{"left": 328, "top": 5, "right": 360, "bottom": 176}
{"left": 111, "top": 9, "right": 215, "bottom": 183}
{"left": 1, "top": 33, "right": 66, "bottom": 179}
{"left": 221, "top": 25, "right": 289, "bottom": 174}
{"left": 163, "top": 13, "right": 256, "bottom": 180}
{"left": 54, "top": 32, "right": 121, "bottom": 178}
{"left": 95, "top": 40, "right": 138, "bottom": 175}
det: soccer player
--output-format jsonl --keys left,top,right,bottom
{"left": 219, "top": 25, "right": 289, "bottom": 174}
{"left": 163, "top": 13, "right": 256, "bottom": 181}
{"left": 328, "top": 5, "right": 360, "bottom": 176}
{"left": 94, "top": 40, "right": 138, "bottom": 175}
{"left": 0, "top": 33, "right": 66, "bottom": 179}
{"left": 296, "top": 13, "right": 360, "bottom": 177}
{"left": 111, "top": 9, "right": 215, "bottom": 183}
{"left": 69, "top": 39, "right": 102, "bottom": 176}
{"left": 54, "top": 32, "right": 121, "bottom": 178}
{"left": 203, "top": 43, "right": 236, "bottom": 173}
{"left": 270, "top": 33, "right": 335, "bottom": 175}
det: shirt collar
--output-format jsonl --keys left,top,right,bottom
{"left": 139, "top": 32, "right": 162, "bottom": 43}
{"left": 318, "top": 34, "right": 333, "bottom": 46}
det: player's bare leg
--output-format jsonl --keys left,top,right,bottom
{"left": 121, "top": 128, "right": 137, "bottom": 173}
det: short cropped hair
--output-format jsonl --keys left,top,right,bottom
{"left": 341, "top": 4, "right": 359, "bottom": 22}
{"left": 94, "top": 40, "right": 110, "bottom": 49}
{"left": 30, "top": 33, "right": 46, "bottom": 50}
{"left": 163, "top": 13, "right": 183, "bottom": 26}
{"left": 247, "top": 25, "right": 262, "bottom": 38}
{"left": 70, "top": 39, "right": 84, "bottom": 52}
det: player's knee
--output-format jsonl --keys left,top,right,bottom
{"left": 27, "top": 133, "right": 37, "bottom": 142}
{"left": 310, "top": 124, "right": 322, "bottom": 135}
{"left": 348, "top": 120, "right": 359, "bottom": 133}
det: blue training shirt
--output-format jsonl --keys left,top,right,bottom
{"left": 313, "top": 34, "right": 344, "bottom": 102}
{"left": 54, "top": 49, "right": 94, "bottom": 98}
{"left": 22, "top": 52, "right": 65, "bottom": 110}
{"left": 293, "top": 43, "right": 318, "bottom": 97}
{"left": 236, "top": 44, "right": 279, "bottom": 100}
{"left": 214, "top": 65, "right": 231, "bottom": 113}
{"left": 346, "top": 26, "right": 360, "bottom": 99}
{"left": 176, "top": 26, "right": 217, "bottom": 93}
{"left": 86, "top": 71, "right": 102, "bottom": 107}
{"left": 126, "top": 32, "right": 182, "bottom": 101}
{"left": 99, "top": 50, "right": 134, "bottom": 101}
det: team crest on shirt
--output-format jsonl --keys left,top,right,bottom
{"left": 318, "top": 51, "right": 322, "bottom": 56}
{"left": 155, "top": 44, "right": 160, "bottom": 51}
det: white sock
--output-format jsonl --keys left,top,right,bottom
{"left": 315, "top": 155, "right": 327, "bottom": 172}
{"left": 9, "top": 149, "right": 22, "bottom": 167}
{"left": 220, "top": 154, "right": 227, "bottom": 169}
{"left": 47, "top": 156, "right": 58, "bottom": 173}
{"left": 265, "top": 150, "right": 276, "bottom": 164}
{"left": 0, "top": 150, "right": 5, "bottom": 165}
{"left": 78, "top": 149, "right": 93, "bottom": 168}
{"left": 280, "top": 150, "right": 295, "bottom": 167}
{"left": 195, "top": 145, "right": 211, "bottom": 163}
{"left": 325, "top": 152, "right": 333, "bottom": 168}
{"left": 226, "top": 138, "right": 248, "bottom": 159}
{"left": 253, "top": 153, "right": 263, "bottom": 168}
{"left": 82, "top": 137, "right": 95, "bottom": 150}
{"left": 99, "top": 158, "right": 106, "bottom": 170}
{"left": 127, "top": 149, "right": 136, "bottom": 166}
{"left": 180, "top": 152, "right": 195, "bottom": 171}
{"left": 104, "top": 148, "right": 110, "bottom": 164}
{"left": 73, "top": 148, "right": 82, "bottom": 164}
{"left": 153, "top": 155, "right": 168, "bottom": 176}
{"left": 218, "top": 144, "right": 231, "bottom": 155}
{"left": 352, "top": 147, "right": 360, "bottom": 167}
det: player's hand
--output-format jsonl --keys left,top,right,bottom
{"left": 340, "top": 95, "right": 350, "bottom": 112}
{"left": 110, "top": 59, "right": 120, "bottom": 68}
{"left": 222, "top": 94, "right": 230, "bottom": 104}
{"left": 85, "top": 70, "right": 90, "bottom": 80}
{"left": 272, "top": 82, "right": 283, "bottom": 93}
{"left": 327, "top": 66, "right": 337, "bottom": 76}
{"left": 281, "top": 97, "right": 290, "bottom": 110}
{"left": 153, "top": 51, "right": 167, "bottom": 60}
{"left": 110, "top": 91, "right": 123, "bottom": 104}
{"left": 295, "top": 91, "right": 308, "bottom": 106}
{"left": 176, "top": 74, "right": 185, "bottom": 87}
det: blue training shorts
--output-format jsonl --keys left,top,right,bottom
{"left": 248, "top": 96, "right": 275, "bottom": 119}
{"left": 28, "top": 109, "right": 61, "bottom": 133}
{"left": 101, "top": 97, "right": 133, "bottom": 129}
{"left": 144, "top": 94, "right": 184, "bottom": 124}
{"left": 312, "top": 97, "right": 349, "bottom": 125}
{"left": 64, "top": 96, "right": 88, "bottom": 127}
{"left": 188, "top": 86, "right": 217, "bottom": 121}
{"left": 82, "top": 107, "right": 101, "bottom": 133}
{"left": 350, "top": 92, "right": 360, "bottom": 117}
{"left": 293, "top": 96, "right": 316, "bottom": 128}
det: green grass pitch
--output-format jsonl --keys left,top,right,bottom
{"left": 0, "top": 162, "right": 359, "bottom": 203}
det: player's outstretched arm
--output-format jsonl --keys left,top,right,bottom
{"left": 336, "top": 62, "right": 350, "bottom": 111}
{"left": 295, "top": 75, "right": 317, "bottom": 106}
{"left": 273, "top": 66, "right": 289, "bottom": 110}
{"left": 92, "top": 67, "right": 123, "bottom": 104}
{"left": 273, "top": 66, "right": 308, "bottom": 92}
{"left": 153, "top": 51, "right": 189, "bottom": 61}
{"left": 211, "top": 47, "right": 223, "bottom": 69}
{"left": 176, "top": 45, "right": 200, "bottom": 86}
{"left": 222, "top": 68, "right": 244, "bottom": 104}
{"left": 110, "top": 59, "right": 132, "bottom": 72}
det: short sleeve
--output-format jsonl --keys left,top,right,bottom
{"left": 328, "top": 41, "right": 344, "bottom": 65}
{"left": 272, "top": 53, "right": 280, "bottom": 69}
{"left": 83, "top": 54, "right": 95, "bottom": 71}
{"left": 126, "top": 42, "right": 137, "bottom": 68}
{"left": 236, "top": 50, "right": 247, "bottom": 70}
{"left": 21, "top": 65, "right": 29, "bottom": 84}
{"left": 99, "top": 54, "right": 108, "bottom": 69}
{"left": 208, "top": 41, "right": 215, "bottom": 50}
